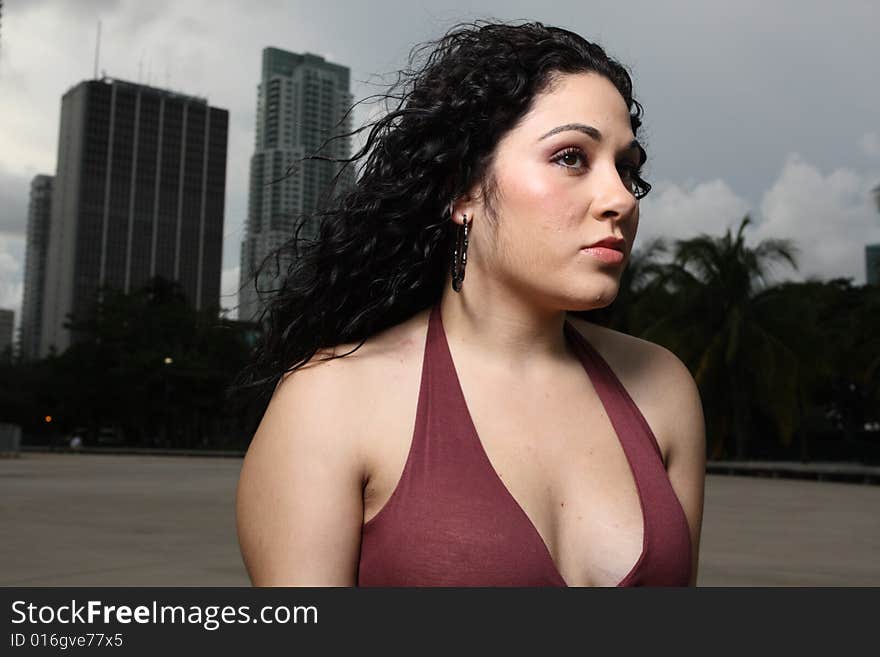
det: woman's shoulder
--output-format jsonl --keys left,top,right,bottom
{"left": 296, "top": 307, "right": 431, "bottom": 380}
{"left": 565, "top": 314, "right": 689, "bottom": 381}
{"left": 564, "top": 315, "right": 699, "bottom": 465}
{"left": 246, "top": 313, "right": 429, "bottom": 514}
{"left": 278, "top": 304, "right": 427, "bottom": 418}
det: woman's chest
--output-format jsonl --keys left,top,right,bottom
{"left": 359, "top": 360, "right": 668, "bottom": 586}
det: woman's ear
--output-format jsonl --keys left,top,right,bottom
{"left": 450, "top": 184, "right": 483, "bottom": 225}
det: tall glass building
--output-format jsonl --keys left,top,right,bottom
{"left": 238, "top": 48, "right": 354, "bottom": 323}
{"left": 40, "top": 77, "right": 229, "bottom": 357}
{"left": 20, "top": 174, "right": 53, "bottom": 361}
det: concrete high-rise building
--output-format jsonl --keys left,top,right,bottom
{"left": 40, "top": 77, "right": 229, "bottom": 357}
{"left": 0, "top": 309, "right": 13, "bottom": 361}
{"left": 238, "top": 48, "right": 354, "bottom": 323}
{"left": 20, "top": 174, "right": 53, "bottom": 360}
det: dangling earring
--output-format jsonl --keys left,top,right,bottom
{"left": 451, "top": 212, "right": 469, "bottom": 292}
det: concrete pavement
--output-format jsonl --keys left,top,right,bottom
{"left": 1, "top": 453, "right": 877, "bottom": 586}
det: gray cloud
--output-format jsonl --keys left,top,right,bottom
{"left": 754, "top": 155, "right": 880, "bottom": 285}
{"left": 6, "top": 0, "right": 124, "bottom": 20}
{"left": 0, "top": 165, "right": 32, "bottom": 237}
{"left": 1, "top": 0, "right": 878, "bottom": 314}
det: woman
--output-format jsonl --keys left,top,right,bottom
{"left": 234, "top": 19, "right": 706, "bottom": 587}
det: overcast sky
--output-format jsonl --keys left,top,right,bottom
{"left": 2, "top": 0, "right": 879, "bottom": 331}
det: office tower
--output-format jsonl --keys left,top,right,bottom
{"left": 40, "top": 77, "right": 229, "bottom": 357}
{"left": 0, "top": 309, "right": 12, "bottom": 360}
{"left": 19, "top": 174, "right": 53, "bottom": 360}
{"left": 238, "top": 48, "right": 354, "bottom": 323}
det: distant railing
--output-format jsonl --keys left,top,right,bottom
{"left": 13, "top": 446, "right": 880, "bottom": 484}
{"left": 706, "top": 459, "right": 880, "bottom": 484}
{"left": 20, "top": 445, "right": 244, "bottom": 458}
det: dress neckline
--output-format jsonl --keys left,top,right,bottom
{"left": 431, "top": 301, "right": 649, "bottom": 587}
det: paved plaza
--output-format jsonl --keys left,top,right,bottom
{"left": 1, "top": 453, "right": 878, "bottom": 586}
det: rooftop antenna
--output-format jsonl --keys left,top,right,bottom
{"left": 93, "top": 20, "right": 102, "bottom": 79}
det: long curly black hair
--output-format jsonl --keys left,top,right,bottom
{"left": 229, "top": 18, "right": 652, "bottom": 423}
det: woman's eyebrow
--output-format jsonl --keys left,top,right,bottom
{"left": 538, "top": 122, "right": 641, "bottom": 157}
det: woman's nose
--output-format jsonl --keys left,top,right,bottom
{"left": 593, "top": 165, "right": 638, "bottom": 220}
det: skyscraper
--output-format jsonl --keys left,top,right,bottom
{"left": 40, "top": 77, "right": 229, "bottom": 357}
{"left": 238, "top": 48, "right": 354, "bottom": 323}
{"left": 0, "top": 309, "right": 13, "bottom": 361}
{"left": 20, "top": 174, "right": 53, "bottom": 361}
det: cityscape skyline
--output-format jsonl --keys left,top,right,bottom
{"left": 11, "top": 44, "right": 359, "bottom": 358}
{"left": 33, "top": 77, "right": 228, "bottom": 358}
{"left": 1, "top": 1, "right": 879, "bottom": 346}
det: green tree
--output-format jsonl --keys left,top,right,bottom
{"left": 48, "top": 276, "right": 253, "bottom": 448}
{"left": 636, "top": 215, "right": 802, "bottom": 459}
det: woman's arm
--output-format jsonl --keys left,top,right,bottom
{"left": 235, "top": 357, "right": 367, "bottom": 586}
{"left": 657, "top": 348, "right": 707, "bottom": 587}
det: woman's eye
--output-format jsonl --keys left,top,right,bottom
{"left": 551, "top": 149, "right": 645, "bottom": 192}
{"left": 551, "top": 148, "right": 586, "bottom": 169}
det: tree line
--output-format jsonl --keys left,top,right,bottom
{"left": 2, "top": 214, "right": 878, "bottom": 460}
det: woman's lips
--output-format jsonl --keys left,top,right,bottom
{"left": 580, "top": 246, "right": 624, "bottom": 264}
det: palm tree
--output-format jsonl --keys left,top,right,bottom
{"left": 638, "top": 214, "right": 801, "bottom": 459}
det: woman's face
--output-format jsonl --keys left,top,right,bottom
{"left": 469, "top": 71, "right": 642, "bottom": 312}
